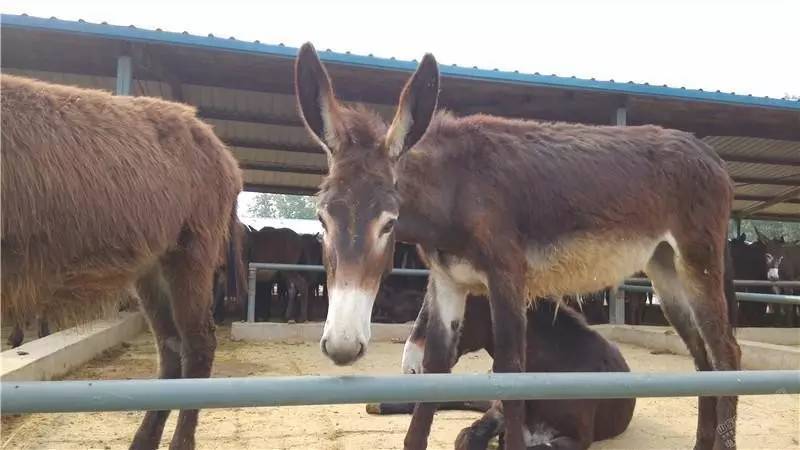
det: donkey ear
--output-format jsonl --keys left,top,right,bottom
{"left": 385, "top": 53, "right": 440, "bottom": 159}
{"left": 295, "top": 42, "right": 341, "bottom": 156}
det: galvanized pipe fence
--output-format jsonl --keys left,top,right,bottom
{"left": 1, "top": 264, "right": 797, "bottom": 416}
{"left": 2, "top": 371, "right": 798, "bottom": 414}
{"left": 246, "top": 262, "right": 800, "bottom": 324}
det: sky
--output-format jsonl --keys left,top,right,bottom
{"left": 2, "top": 0, "right": 798, "bottom": 99}
{"left": 3, "top": 0, "right": 798, "bottom": 214}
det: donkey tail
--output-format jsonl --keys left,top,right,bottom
{"left": 225, "top": 200, "right": 246, "bottom": 310}
{"left": 724, "top": 235, "right": 738, "bottom": 330}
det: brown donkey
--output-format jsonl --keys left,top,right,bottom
{"left": 398, "top": 294, "right": 635, "bottom": 450}
{"left": 1, "top": 75, "right": 242, "bottom": 450}
{"left": 295, "top": 44, "right": 740, "bottom": 450}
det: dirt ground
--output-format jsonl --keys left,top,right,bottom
{"left": 1, "top": 325, "right": 798, "bottom": 450}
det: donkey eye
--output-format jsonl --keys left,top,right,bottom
{"left": 317, "top": 214, "right": 328, "bottom": 231}
{"left": 380, "top": 219, "right": 396, "bottom": 235}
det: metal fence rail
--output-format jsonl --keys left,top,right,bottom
{"left": 625, "top": 277, "right": 800, "bottom": 289}
{"left": 2, "top": 370, "right": 798, "bottom": 414}
{"left": 245, "top": 262, "right": 800, "bottom": 323}
{"left": 619, "top": 284, "right": 800, "bottom": 305}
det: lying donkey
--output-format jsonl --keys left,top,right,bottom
{"left": 374, "top": 293, "right": 635, "bottom": 449}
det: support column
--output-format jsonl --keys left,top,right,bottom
{"left": 614, "top": 107, "right": 627, "bottom": 126}
{"left": 247, "top": 267, "right": 257, "bottom": 323}
{"left": 115, "top": 55, "right": 132, "bottom": 96}
{"left": 608, "top": 105, "right": 627, "bottom": 324}
{"left": 609, "top": 287, "right": 626, "bottom": 325}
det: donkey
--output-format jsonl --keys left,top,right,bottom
{"left": 729, "top": 234, "right": 770, "bottom": 326}
{"left": 380, "top": 294, "right": 635, "bottom": 450}
{"left": 754, "top": 229, "right": 800, "bottom": 326}
{"left": 213, "top": 221, "right": 251, "bottom": 323}
{"left": 1, "top": 75, "right": 242, "bottom": 450}
{"left": 295, "top": 44, "right": 740, "bottom": 450}
{"left": 248, "top": 226, "right": 306, "bottom": 320}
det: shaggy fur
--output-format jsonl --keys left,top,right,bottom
{"left": 1, "top": 74, "right": 242, "bottom": 450}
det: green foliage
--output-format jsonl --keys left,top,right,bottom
{"left": 248, "top": 193, "right": 317, "bottom": 219}
{"left": 731, "top": 219, "right": 800, "bottom": 242}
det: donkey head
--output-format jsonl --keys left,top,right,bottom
{"left": 755, "top": 228, "right": 790, "bottom": 282}
{"left": 765, "top": 253, "right": 784, "bottom": 281}
{"left": 295, "top": 43, "right": 439, "bottom": 365}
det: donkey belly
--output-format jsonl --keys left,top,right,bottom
{"left": 525, "top": 232, "right": 673, "bottom": 299}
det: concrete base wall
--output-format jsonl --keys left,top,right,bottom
{"left": 1, "top": 312, "right": 146, "bottom": 382}
{"left": 232, "top": 322, "right": 798, "bottom": 370}
{"left": 607, "top": 325, "right": 799, "bottom": 370}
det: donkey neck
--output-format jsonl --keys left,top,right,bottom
{"left": 394, "top": 147, "right": 459, "bottom": 250}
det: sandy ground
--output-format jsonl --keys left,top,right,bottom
{"left": 1, "top": 325, "right": 798, "bottom": 450}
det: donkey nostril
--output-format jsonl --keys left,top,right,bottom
{"left": 320, "top": 338, "right": 329, "bottom": 356}
{"left": 357, "top": 342, "right": 365, "bottom": 358}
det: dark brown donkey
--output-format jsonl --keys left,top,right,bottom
{"left": 1, "top": 75, "right": 242, "bottom": 450}
{"left": 390, "top": 294, "right": 635, "bottom": 450}
{"left": 295, "top": 44, "right": 740, "bottom": 450}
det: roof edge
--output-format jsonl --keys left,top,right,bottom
{"left": 2, "top": 13, "right": 799, "bottom": 111}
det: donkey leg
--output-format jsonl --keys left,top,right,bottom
{"left": 404, "top": 275, "right": 467, "bottom": 450}
{"left": 37, "top": 314, "right": 51, "bottom": 338}
{"left": 298, "top": 282, "right": 309, "bottom": 323}
{"left": 7, "top": 323, "right": 24, "bottom": 348}
{"left": 163, "top": 250, "right": 218, "bottom": 450}
{"left": 130, "top": 268, "right": 183, "bottom": 450}
{"left": 647, "top": 244, "right": 716, "bottom": 450}
{"left": 651, "top": 241, "right": 740, "bottom": 450}
{"left": 455, "top": 401, "right": 504, "bottom": 450}
{"left": 487, "top": 268, "right": 527, "bottom": 450}
{"left": 678, "top": 253, "right": 740, "bottom": 450}
{"left": 285, "top": 280, "right": 298, "bottom": 323}
{"left": 212, "top": 272, "right": 226, "bottom": 325}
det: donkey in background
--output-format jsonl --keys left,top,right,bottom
{"left": 295, "top": 43, "right": 739, "bottom": 450}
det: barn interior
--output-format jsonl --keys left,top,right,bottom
{"left": 2, "top": 13, "right": 799, "bottom": 327}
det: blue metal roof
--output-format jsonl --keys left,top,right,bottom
{"left": 2, "top": 13, "right": 799, "bottom": 111}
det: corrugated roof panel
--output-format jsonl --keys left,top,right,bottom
{"left": 230, "top": 147, "right": 326, "bottom": 169}
{"left": 727, "top": 162, "right": 800, "bottom": 179}
{"left": 242, "top": 169, "right": 322, "bottom": 189}
{"left": 3, "top": 13, "right": 798, "bottom": 111}
{"left": 734, "top": 184, "right": 795, "bottom": 197}
{"left": 206, "top": 119, "right": 316, "bottom": 148}
{"left": 732, "top": 200, "right": 760, "bottom": 211}
{"left": 704, "top": 136, "right": 800, "bottom": 161}
{"left": 4, "top": 68, "right": 115, "bottom": 91}
{"left": 759, "top": 203, "right": 800, "bottom": 216}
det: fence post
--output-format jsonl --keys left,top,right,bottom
{"left": 609, "top": 286, "right": 625, "bottom": 324}
{"left": 247, "top": 267, "right": 257, "bottom": 323}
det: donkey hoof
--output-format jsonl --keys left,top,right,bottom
{"left": 168, "top": 437, "right": 195, "bottom": 450}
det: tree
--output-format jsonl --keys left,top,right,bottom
{"left": 248, "top": 193, "right": 316, "bottom": 219}
{"left": 731, "top": 219, "right": 800, "bottom": 242}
